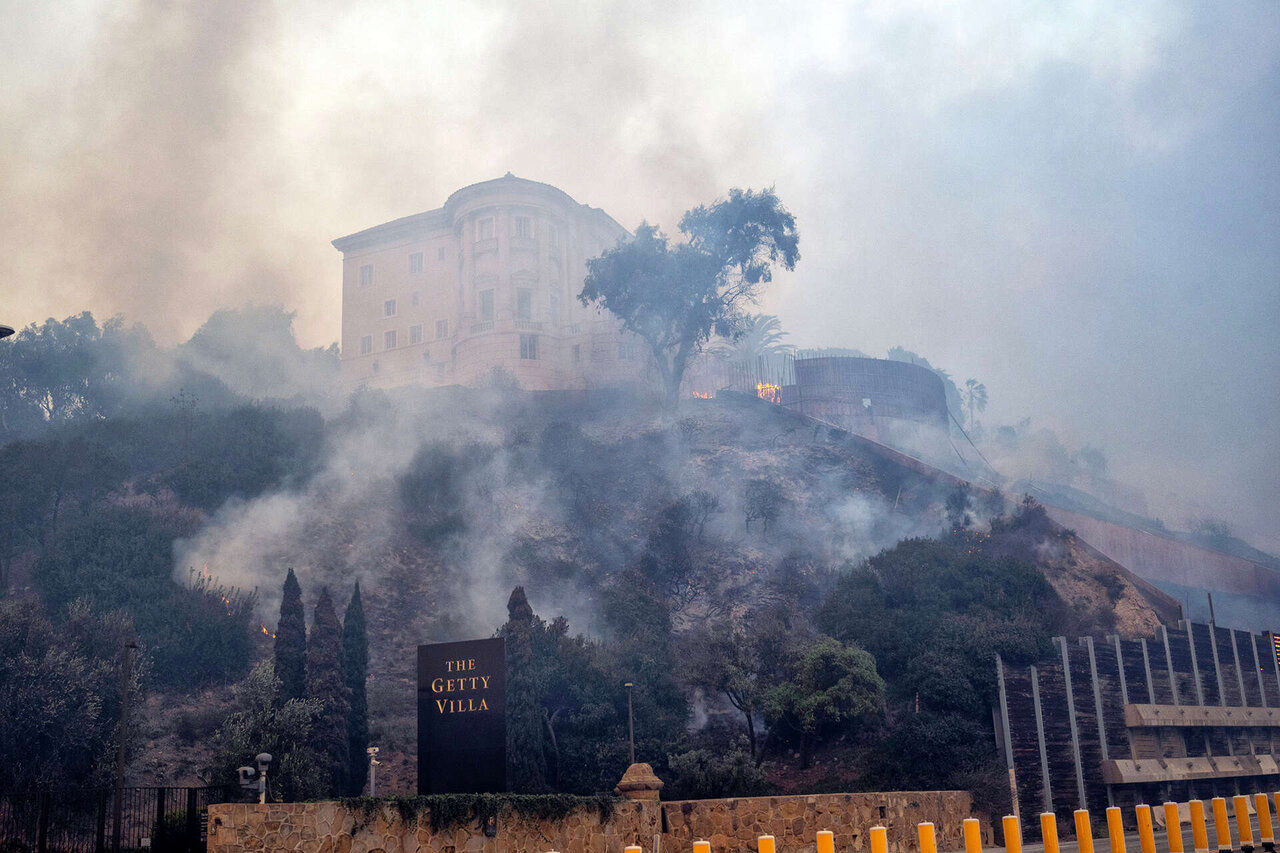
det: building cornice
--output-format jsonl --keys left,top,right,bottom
{"left": 331, "top": 209, "right": 447, "bottom": 254}
{"left": 332, "top": 174, "right": 629, "bottom": 255}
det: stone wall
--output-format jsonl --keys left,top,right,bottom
{"left": 207, "top": 791, "right": 973, "bottom": 853}
{"left": 660, "top": 792, "right": 974, "bottom": 853}
{"left": 207, "top": 800, "right": 657, "bottom": 853}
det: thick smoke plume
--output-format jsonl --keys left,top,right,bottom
{"left": 4, "top": 1, "right": 1276, "bottom": 549}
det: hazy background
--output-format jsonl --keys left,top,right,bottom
{"left": 2, "top": 0, "right": 1276, "bottom": 549}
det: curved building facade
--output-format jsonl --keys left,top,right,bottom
{"left": 782, "top": 356, "right": 948, "bottom": 435}
{"left": 334, "top": 174, "right": 646, "bottom": 392}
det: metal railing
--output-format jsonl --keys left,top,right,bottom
{"left": 0, "top": 786, "right": 236, "bottom": 853}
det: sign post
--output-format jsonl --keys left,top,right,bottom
{"left": 417, "top": 637, "right": 506, "bottom": 793}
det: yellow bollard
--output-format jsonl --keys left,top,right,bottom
{"left": 1107, "top": 806, "right": 1127, "bottom": 853}
{"left": 816, "top": 831, "right": 835, "bottom": 853}
{"left": 1166, "top": 802, "right": 1185, "bottom": 853}
{"left": 870, "top": 826, "right": 888, "bottom": 853}
{"left": 1212, "top": 797, "right": 1233, "bottom": 853}
{"left": 1191, "top": 801, "right": 1211, "bottom": 853}
{"left": 1003, "top": 815, "right": 1022, "bottom": 853}
{"left": 1076, "top": 809, "right": 1096, "bottom": 853}
{"left": 757, "top": 838, "right": 775, "bottom": 853}
{"left": 695, "top": 843, "right": 711, "bottom": 853}
{"left": 1137, "top": 805, "right": 1156, "bottom": 853}
{"left": 920, "top": 822, "right": 938, "bottom": 853}
{"left": 964, "top": 817, "right": 983, "bottom": 853}
{"left": 1236, "top": 795, "right": 1256, "bottom": 852}
{"left": 1257, "top": 793, "right": 1276, "bottom": 852}
{"left": 1041, "top": 813, "right": 1060, "bottom": 853}
{"left": 1274, "top": 794, "right": 1280, "bottom": 848}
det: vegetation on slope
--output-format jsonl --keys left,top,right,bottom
{"left": 0, "top": 309, "right": 1175, "bottom": 810}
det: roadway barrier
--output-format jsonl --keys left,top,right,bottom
{"left": 592, "top": 790, "right": 1280, "bottom": 853}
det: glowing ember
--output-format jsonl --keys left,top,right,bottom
{"left": 756, "top": 382, "right": 782, "bottom": 404}
{"left": 691, "top": 390, "right": 713, "bottom": 399}
{"left": 201, "top": 564, "right": 276, "bottom": 638}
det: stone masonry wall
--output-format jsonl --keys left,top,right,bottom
{"left": 208, "top": 792, "right": 972, "bottom": 853}
{"left": 659, "top": 792, "right": 974, "bottom": 853}
{"left": 208, "top": 800, "right": 657, "bottom": 853}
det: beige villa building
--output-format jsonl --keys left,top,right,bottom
{"left": 333, "top": 174, "right": 649, "bottom": 392}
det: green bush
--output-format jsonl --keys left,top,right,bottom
{"left": 665, "top": 746, "right": 773, "bottom": 799}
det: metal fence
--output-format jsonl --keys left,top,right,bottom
{"left": 0, "top": 786, "right": 237, "bottom": 853}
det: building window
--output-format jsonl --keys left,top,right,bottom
{"left": 514, "top": 216, "right": 532, "bottom": 238}
{"left": 384, "top": 299, "right": 397, "bottom": 318}
{"left": 547, "top": 224, "right": 558, "bottom": 247}
{"left": 372, "top": 361, "right": 380, "bottom": 373}
{"left": 410, "top": 325, "right": 423, "bottom": 344}
{"left": 359, "top": 264, "right": 373, "bottom": 287}
{"left": 516, "top": 288, "right": 532, "bottom": 320}
{"left": 412, "top": 291, "right": 420, "bottom": 306}
{"left": 479, "top": 289, "right": 494, "bottom": 322}
{"left": 549, "top": 293, "right": 560, "bottom": 324}
{"left": 572, "top": 344, "right": 580, "bottom": 363}
{"left": 520, "top": 334, "right": 539, "bottom": 360}
{"left": 618, "top": 341, "right": 639, "bottom": 360}
{"left": 410, "top": 252, "right": 423, "bottom": 273}
{"left": 477, "top": 217, "right": 494, "bottom": 241}
{"left": 360, "top": 335, "right": 372, "bottom": 355}
{"left": 384, "top": 330, "right": 397, "bottom": 350}
{"left": 436, "top": 318, "right": 448, "bottom": 339}
{"left": 437, "top": 247, "right": 447, "bottom": 261}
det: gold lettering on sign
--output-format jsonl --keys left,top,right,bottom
{"left": 435, "top": 698, "right": 490, "bottom": 714}
{"left": 430, "top": 655, "right": 493, "bottom": 714}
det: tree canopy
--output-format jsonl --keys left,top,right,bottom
{"left": 580, "top": 188, "right": 798, "bottom": 406}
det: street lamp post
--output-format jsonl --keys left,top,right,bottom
{"left": 624, "top": 682, "right": 635, "bottom": 765}
{"left": 112, "top": 641, "right": 137, "bottom": 853}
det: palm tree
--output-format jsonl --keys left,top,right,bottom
{"left": 712, "top": 314, "right": 794, "bottom": 362}
{"left": 963, "top": 379, "right": 988, "bottom": 430}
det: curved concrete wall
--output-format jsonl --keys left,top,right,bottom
{"left": 1043, "top": 504, "right": 1280, "bottom": 629}
{"left": 782, "top": 357, "right": 948, "bottom": 436}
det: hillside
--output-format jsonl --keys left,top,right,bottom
{"left": 0, "top": 385, "right": 1178, "bottom": 803}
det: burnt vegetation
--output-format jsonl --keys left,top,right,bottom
{"left": 0, "top": 307, "right": 1165, "bottom": 808}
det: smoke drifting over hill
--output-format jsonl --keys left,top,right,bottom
{"left": 171, "top": 389, "right": 956, "bottom": 651}
{"left": 2, "top": 1, "right": 1277, "bottom": 547}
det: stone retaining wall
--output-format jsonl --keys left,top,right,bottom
{"left": 207, "top": 791, "right": 973, "bottom": 853}
{"left": 660, "top": 792, "right": 974, "bottom": 853}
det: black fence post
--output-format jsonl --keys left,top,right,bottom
{"left": 185, "top": 789, "right": 199, "bottom": 853}
{"left": 154, "top": 788, "right": 166, "bottom": 852}
{"left": 96, "top": 791, "right": 108, "bottom": 853}
{"left": 36, "top": 792, "right": 51, "bottom": 853}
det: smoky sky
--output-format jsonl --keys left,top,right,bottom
{"left": 2, "top": 1, "right": 1277, "bottom": 549}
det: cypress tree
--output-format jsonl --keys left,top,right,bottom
{"left": 341, "top": 582, "right": 369, "bottom": 796}
{"left": 307, "top": 586, "right": 350, "bottom": 796}
{"left": 273, "top": 568, "right": 307, "bottom": 702}
{"left": 502, "top": 586, "right": 547, "bottom": 792}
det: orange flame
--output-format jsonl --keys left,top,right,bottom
{"left": 756, "top": 382, "right": 782, "bottom": 405}
{"left": 691, "top": 390, "right": 713, "bottom": 399}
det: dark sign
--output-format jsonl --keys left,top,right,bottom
{"left": 417, "top": 637, "right": 506, "bottom": 793}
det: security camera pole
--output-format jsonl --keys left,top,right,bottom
{"left": 367, "top": 747, "right": 380, "bottom": 797}
{"left": 255, "top": 754, "right": 272, "bottom": 804}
